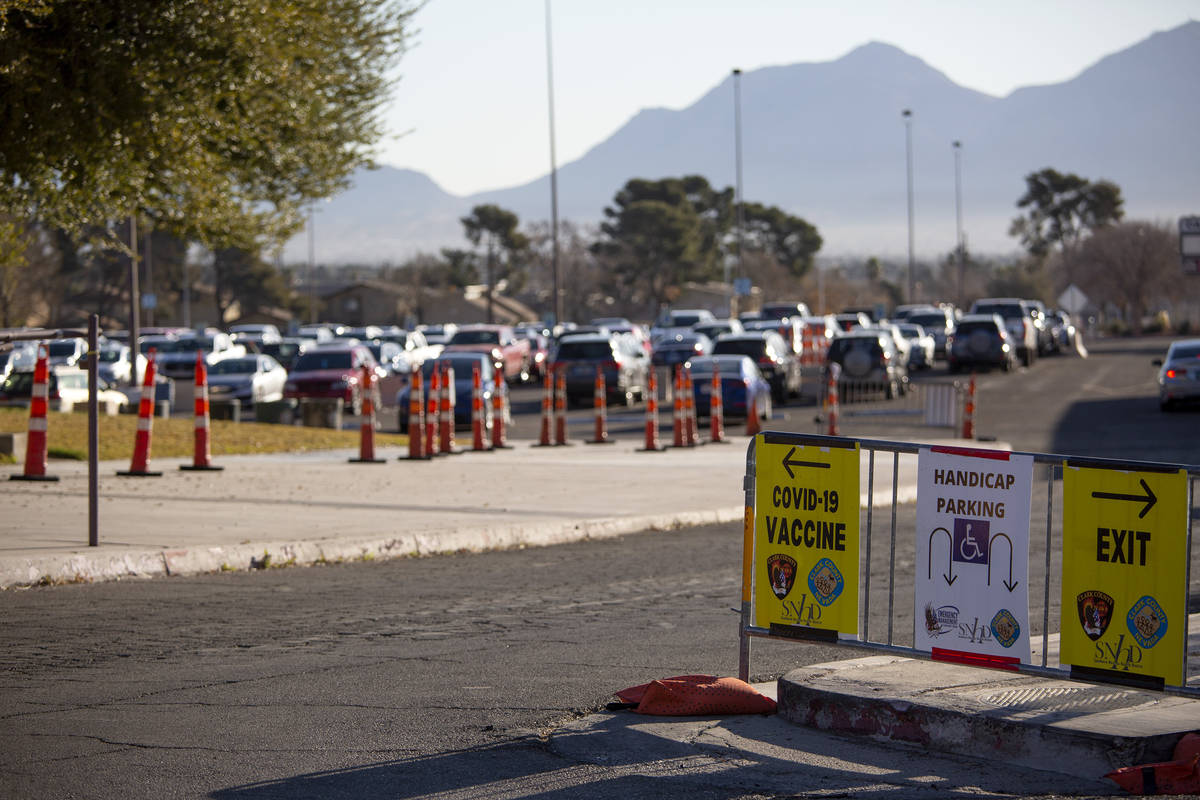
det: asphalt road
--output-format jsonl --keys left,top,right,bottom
{"left": 2, "top": 334, "right": 1197, "bottom": 798}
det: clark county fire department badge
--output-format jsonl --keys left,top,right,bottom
{"left": 807, "top": 558, "right": 844, "bottom": 607}
{"left": 1126, "top": 595, "right": 1168, "bottom": 649}
{"left": 766, "top": 554, "right": 797, "bottom": 600}
{"left": 1076, "top": 590, "right": 1114, "bottom": 641}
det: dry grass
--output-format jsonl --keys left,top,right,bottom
{"left": 0, "top": 408, "right": 407, "bottom": 462}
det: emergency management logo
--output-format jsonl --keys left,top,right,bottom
{"left": 1076, "top": 590, "right": 1114, "bottom": 641}
{"left": 807, "top": 558, "right": 844, "bottom": 607}
{"left": 923, "top": 603, "right": 959, "bottom": 637}
{"left": 990, "top": 608, "right": 1020, "bottom": 649}
{"left": 1126, "top": 595, "right": 1168, "bottom": 649}
{"left": 766, "top": 554, "right": 797, "bottom": 600}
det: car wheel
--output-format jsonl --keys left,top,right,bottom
{"left": 885, "top": 380, "right": 897, "bottom": 400}
{"left": 1160, "top": 399, "right": 1174, "bottom": 412}
{"left": 761, "top": 393, "right": 772, "bottom": 421}
{"left": 1001, "top": 357, "right": 1012, "bottom": 373}
{"left": 1021, "top": 349, "right": 1033, "bottom": 368}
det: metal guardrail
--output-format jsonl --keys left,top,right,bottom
{"left": 817, "top": 377, "right": 965, "bottom": 428}
{"left": 739, "top": 431, "right": 1199, "bottom": 697}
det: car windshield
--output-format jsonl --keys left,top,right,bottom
{"left": 209, "top": 358, "right": 258, "bottom": 375}
{"left": 956, "top": 321, "right": 998, "bottom": 336}
{"left": 556, "top": 341, "right": 613, "bottom": 360}
{"left": 97, "top": 348, "right": 124, "bottom": 363}
{"left": 421, "top": 357, "right": 488, "bottom": 379}
{"left": 292, "top": 352, "right": 352, "bottom": 371}
{"left": 155, "top": 337, "right": 212, "bottom": 354}
{"left": 1, "top": 371, "right": 33, "bottom": 396}
{"left": 47, "top": 341, "right": 80, "bottom": 356}
{"left": 666, "top": 312, "right": 705, "bottom": 327}
{"left": 712, "top": 340, "right": 764, "bottom": 357}
{"left": 448, "top": 330, "right": 500, "bottom": 345}
{"left": 897, "top": 325, "right": 924, "bottom": 337}
{"left": 972, "top": 303, "right": 1023, "bottom": 320}
{"left": 907, "top": 313, "right": 945, "bottom": 328}
{"left": 1169, "top": 345, "right": 1200, "bottom": 360}
{"left": 688, "top": 359, "right": 745, "bottom": 376}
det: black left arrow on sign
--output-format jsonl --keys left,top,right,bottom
{"left": 1091, "top": 478, "right": 1157, "bottom": 519}
{"left": 782, "top": 446, "right": 830, "bottom": 479}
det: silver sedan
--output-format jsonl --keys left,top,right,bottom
{"left": 1154, "top": 338, "right": 1200, "bottom": 411}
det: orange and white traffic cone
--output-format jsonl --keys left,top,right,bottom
{"left": 471, "top": 363, "right": 489, "bottom": 451}
{"left": 491, "top": 367, "right": 511, "bottom": 449}
{"left": 424, "top": 364, "right": 441, "bottom": 457}
{"left": 745, "top": 391, "right": 762, "bottom": 436}
{"left": 181, "top": 351, "right": 223, "bottom": 471}
{"left": 826, "top": 364, "right": 840, "bottom": 436}
{"left": 10, "top": 343, "right": 58, "bottom": 482}
{"left": 349, "top": 365, "right": 385, "bottom": 463}
{"left": 438, "top": 363, "right": 460, "bottom": 454}
{"left": 535, "top": 367, "right": 554, "bottom": 447}
{"left": 962, "top": 372, "right": 976, "bottom": 440}
{"left": 588, "top": 365, "right": 611, "bottom": 444}
{"left": 405, "top": 365, "right": 428, "bottom": 460}
{"left": 709, "top": 367, "right": 726, "bottom": 444}
{"left": 672, "top": 365, "right": 685, "bottom": 447}
{"left": 118, "top": 349, "right": 163, "bottom": 477}
{"left": 683, "top": 368, "right": 698, "bottom": 447}
{"left": 638, "top": 370, "right": 664, "bottom": 452}
{"left": 554, "top": 366, "right": 569, "bottom": 445}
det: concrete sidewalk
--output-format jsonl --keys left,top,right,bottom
{"left": 0, "top": 435, "right": 975, "bottom": 589}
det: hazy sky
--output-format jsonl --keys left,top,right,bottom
{"left": 377, "top": 0, "right": 1198, "bottom": 197}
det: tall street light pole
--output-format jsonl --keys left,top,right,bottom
{"left": 953, "top": 140, "right": 965, "bottom": 307}
{"left": 545, "top": 0, "right": 562, "bottom": 327}
{"left": 732, "top": 68, "right": 745, "bottom": 315}
{"left": 902, "top": 109, "right": 915, "bottom": 304}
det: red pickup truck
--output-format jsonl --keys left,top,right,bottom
{"left": 442, "top": 324, "right": 531, "bottom": 383}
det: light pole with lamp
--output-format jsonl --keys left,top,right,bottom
{"left": 953, "top": 140, "right": 965, "bottom": 307}
{"left": 732, "top": 68, "right": 745, "bottom": 316}
{"left": 544, "top": 0, "right": 562, "bottom": 327}
{"left": 902, "top": 109, "right": 915, "bottom": 304}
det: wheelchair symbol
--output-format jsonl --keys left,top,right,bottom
{"left": 952, "top": 518, "right": 989, "bottom": 565}
{"left": 959, "top": 523, "right": 984, "bottom": 560}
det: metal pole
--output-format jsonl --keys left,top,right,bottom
{"left": 127, "top": 216, "right": 140, "bottom": 388}
{"left": 307, "top": 202, "right": 317, "bottom": 324}
{"left": 902, "top": 109, "right": 914, "bottom": 304}
{"left": 545, "top": 0, "right": 562, "bottom": 327}
{"left": 953, "top": 140, "right": 965, "bottom": 307}
{"left": 733, "top": 69, "right": 745, "bottom": 289}
{"left": 87, "top": 314, "right": 99, "bottom": 547}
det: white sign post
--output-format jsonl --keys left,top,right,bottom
{"left": 915, "top": 446, "right": 1034, "bottom": 663}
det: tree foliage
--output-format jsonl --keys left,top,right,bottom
{"left": 1078, "top": 221, "right": 1178, "bottom": 333}
{"left": 0, "top": 0, "right": 416, "bottom": 251}
{"left": 461, "top": 205, "right": 530, "bottom": 320}
{"left": 741, "top": 202, "right": 822, "bottom": 278}
{"left": 1008, "top": 168, "right": 1124, "bottom": 258}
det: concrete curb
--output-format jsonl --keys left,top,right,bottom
{"left": 777, "top": 655, "right": 1200, "bottom": 781}
{"left": 0, "top": 506, "right": 746, "bottom": 588}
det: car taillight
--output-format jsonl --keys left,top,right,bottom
{"left": 1166, "top": 368, "right": 1178, "bottom": 378}
{"left": 601, "top": 360, "right": 619, "bottom": 370}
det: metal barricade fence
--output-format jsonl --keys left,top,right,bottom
{"left": 739, "top": 431, "right": 1199, "bottom": 697}
{"left": 818, "top": 376, "right": 964, "bottom": 429}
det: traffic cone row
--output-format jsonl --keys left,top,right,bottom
{"left": 961, "top": 372, "right": 976, "bottom": 440}
{"left": 10, "top": 343, "right": 57, "bottom": 482}
{"left": 670, "top": 366, "right": 699, "bottom": 448}
{"left": 182, "top": 352, "right": 223, "bottom": 471}
{"left": 588, "top": 366, "right": 610, "bottom": 444}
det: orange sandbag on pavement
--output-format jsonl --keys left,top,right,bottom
{"left": 1106, "top": 733, "right": 1200, "bottom": 795}
{"left": 117, "top": 349, "right": 163, "bottom": 477}
{"left": 181, "top": 352, "right": 223, "bottom": 471}
{"left": 613, "top": 675, "right": 776, "bottom": 716}
{"left": 10, "top": 343, "right": 58, "bottom": 482}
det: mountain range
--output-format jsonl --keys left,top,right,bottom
{"left": 283, "top": 21, "right": 1200, "bottom": 265}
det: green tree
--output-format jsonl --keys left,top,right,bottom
{"left": 461, "top": 204, "right": 529, "bottom": 323}
{"left": 593, "top": 177, "right": 724, "bottom": 308}
{"left": 740, "top": 202, "right": 822, "bottom": 279}
{"left": 438, "top": 248, "right": 480, "bottom": 289}
{"left": 211, "top": 246, "right": 290, "bottom": 325}
{"left": 1008, "top": 168, "right": 1124, "bottom": 259}
{"left": 1080, "top": 221, "right": 1178, "bottom": 333}
{"left": 0, "top": 0, "right": 416, "bottom": 251}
